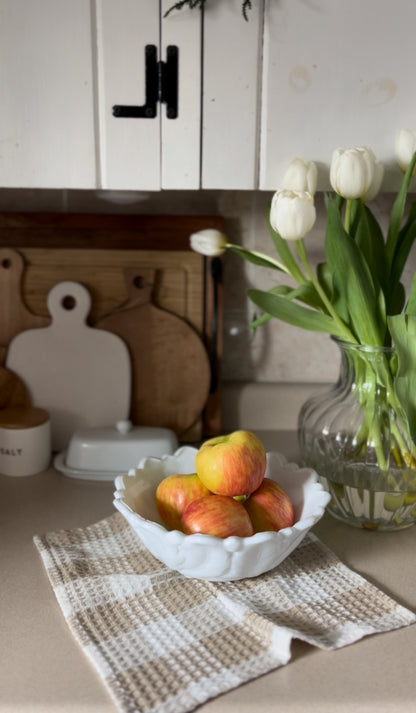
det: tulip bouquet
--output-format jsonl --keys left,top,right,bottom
{"left": 191, "top": 130, "right": 416, "bottom": 480}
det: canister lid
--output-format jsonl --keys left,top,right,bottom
{"left": 0, "top": 407, "right": 50, "bottom": 430}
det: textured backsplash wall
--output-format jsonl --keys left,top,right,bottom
{"left": 1, "top": 188, "right": 415, "bottom": 387}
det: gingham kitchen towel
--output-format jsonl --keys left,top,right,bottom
{"left": 34, "top": 512, "right": 415, "bottom": 713}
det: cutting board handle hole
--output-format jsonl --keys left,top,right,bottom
{"left": 61, "top": 295, "right": 76, "bottom": 310}
{"left": 1, "top": 258, "right": 11, "bottom": 270}
{"left": 132, "top": 275, "right": 145, "bottom": 289}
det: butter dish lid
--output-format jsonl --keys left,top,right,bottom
{"left": 56, "top": 421, "right": 179, "bottom": 479}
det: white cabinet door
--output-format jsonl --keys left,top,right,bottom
{"left": 0, "top": 0, "right": 96, "bottom": 188}
{"left": 95, "top": 0, "right": 160, "bottom": 190}
{"left": 260, "top": 0, "right": 416, "bottom": 191}
{"left": 160, "top": 0, "right": 202, "bottom": 189}
{"left": 0, "top": 1, "right": 259, "bottom": 191}
{"left": 97, "top": 0, "right": 202, "bottom": 190}
{"left": 0, "top": 0, "right": 201, "bottom": 191}
{"left": 202, "top": 0, "right": 263, "bottom": 189}
{"left": 98, "top": 0, "right": 263, "bottom": 191}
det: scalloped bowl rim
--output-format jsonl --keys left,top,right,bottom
{"left": 113, "top": 446, "right": 330, "bottom": 580}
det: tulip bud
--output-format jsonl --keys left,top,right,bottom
{"left": 395, "top": 129, "right": 416, "bottom": 173}
{"left": 270, "top": 190, "right": 316, "bottom": 241}
{"left": 330, "top": 146, "right": 380, "bottom": 200}
{"left": 282, "top": 157, "right": 318, "bottom": 195}
{"left": 190, "top": 229, "right": 228, "bottom": 256}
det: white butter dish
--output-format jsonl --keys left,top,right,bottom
{"left": 53, "top": 452, "right": 125, "bottom": 481}
{"left": 54, "top": 421, "right": 178, "bottom": 481}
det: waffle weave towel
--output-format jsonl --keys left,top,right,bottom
{"left": 34, "top": 512, "right": 415, "bottom": 713}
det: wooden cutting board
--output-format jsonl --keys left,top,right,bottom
{"left": 0, "top": 365, "right": 31, "bottom": 409}
{"left": 6, "top": 281, "right": 131, "bottom": 452}
{"left": 0, "top": 248, "right": 50, "bottom": 363}
{"left": 0, "top": 212, "right": 225, "bottom": 439}
{"left": 96, "top": 268, "right": 211, "bottom": 438}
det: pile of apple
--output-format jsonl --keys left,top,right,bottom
{"left": 155, "top": 430, "right": 294, "bottom": 538}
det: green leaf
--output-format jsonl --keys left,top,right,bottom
{"left": 251, "top": 312, "right": 272, "bottom": 329}
{"left": 405, "top": 273, "right": 416, "bottom": 316}
{"left": 318, "top": 261, "right": 350, "bottom": 326}
{"left": 272, "top": 281, "right": 328, "bottom": 311}
{"left": 285, "top": 282, "right": 327, "bottom": 310}
{"left": 388, "top": 201, "right": 416, "bottom": 295}
{"left": 250, "top": 283, "right": 327, "bottom": 332}
{"left": 251, "top": 285, "right": 302, "bottom": 330}
{"left": 316, "top": 262, "right": 332, "bottom": 295}
{"left": 335, "top": 194, "right": 345, "bottom": 212}
{"left": 385, "top": 151, "right": 416, "bottom": 268}
{"left": 324, "top": 196, "right": 383, "bottom": 345}
{"left": 388, "top": 313, "right": 416, "bottom": 444}
{"left": 248, "top": 288, "right": 346, "bottom": 337}
{"left": 388, "top": 281, "right": 406, "bottom": 316}
{"left": 227, "top": 245, "right": 286, "bottom": 271}
{"left": 350, "top": 200, "right": 388, "bottom": 292}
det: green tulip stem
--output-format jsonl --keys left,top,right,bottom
{"left": 295, "top": 238, "right": 356, "bottom": 343}
{"left": 344, "top": 198, "right": 353, "bottom": 233}
{"left": 349, "top": 347, "right": 416, "bottom": 473}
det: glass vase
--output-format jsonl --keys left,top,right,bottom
{"left": 298, "top": 338, "right": 416, "bottom": 530}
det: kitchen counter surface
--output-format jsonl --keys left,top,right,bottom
{"left": 2, "top": 430, "right": 416, "bottom": 713}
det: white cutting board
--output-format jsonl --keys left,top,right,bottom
{"left": 6, "top": 281, "right": 131, "bottom": 452}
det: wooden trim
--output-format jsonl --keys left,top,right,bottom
{"left": 0, "top": 212, "right": 225, "bottom": 251}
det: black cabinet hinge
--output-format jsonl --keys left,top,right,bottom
{"left": 112, "top": 45, "right": 178, "bottom": 120}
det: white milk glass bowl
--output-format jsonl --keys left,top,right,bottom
{"left": 113, "top": 446, "right": 330, "bottom": 582}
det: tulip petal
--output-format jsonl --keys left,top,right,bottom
{"left": 282, "top": 157, "right": 318, "bottom": 195}
{"left": 395, "top": 129, "right": 416, "bottom": 172}
{"left": 270, "top": 190, "right": 316, "bottom": 241}
{"left": 330, "top": 146, "right": 377, "bottom": 199}
{"left": 190, "top": 229, "right": 227, "bottom": 256}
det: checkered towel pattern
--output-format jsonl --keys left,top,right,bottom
{"left": 34, "top": 512, "right": 415, "bottom": 713}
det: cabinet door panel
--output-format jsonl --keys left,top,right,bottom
{"left": 202, "top": 0, "right": 263, "bottom": 189}
{"left": 260, "top": 0, "right": 416, "bottom": 191}
{"left": 96, "top": 0, "right": 160, "bottom": 190}
{"left": 0, "top": 0, "right": 96, "bottom": 188}
{"left": 161, "top": 0, "right": 201, "bottom": 189}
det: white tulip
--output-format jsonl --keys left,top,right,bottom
{"left": 395, "top": 129, "right": 416, "bottom": 172}
{"left": 361, "top": 160, "right": 384, "bottom": 202}
{"left": 282, "top": 157, "right": 318, "bottom": 195}
{"left": 270, "top": 190, "right": 316, "bottom": 241}
{"left": 190, "top": 229, "right": 228, "bottom": 256}
{"left": 330, "top": 146, "right": 380, "bottom": 200}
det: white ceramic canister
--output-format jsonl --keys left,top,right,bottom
{"left": 0, "top": 407, "right": 51, "bottom": 476}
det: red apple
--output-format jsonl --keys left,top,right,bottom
{"left": 244, "top": 478, "right": 294, "bottom": 532}
{"left": 155, "top": 473, "right": 210, "bottom": 531}
{"left": 181, "top": 494, "right": 254, "bottom": 538}
{"left": 195, "top": 430, "right": 267, "bottom": 497}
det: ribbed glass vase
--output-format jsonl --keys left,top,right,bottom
{"left": 298, "top": 338, "right": 416, "bottom": 530}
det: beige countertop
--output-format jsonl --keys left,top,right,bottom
{"left": 2, "top": 430, "right": 416, "bottom": 713}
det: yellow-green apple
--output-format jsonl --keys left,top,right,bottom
{"left": 195, "top": 430, "right": 267, "bottom": 497}
{"left": 244, "top": 478, "right": 294, "bottom": 532}
{"left": 181, "top": 494, "right": 254, "bottom": 538}
{"left": 155, "top": 473, "right": 210, "bottom": 531}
